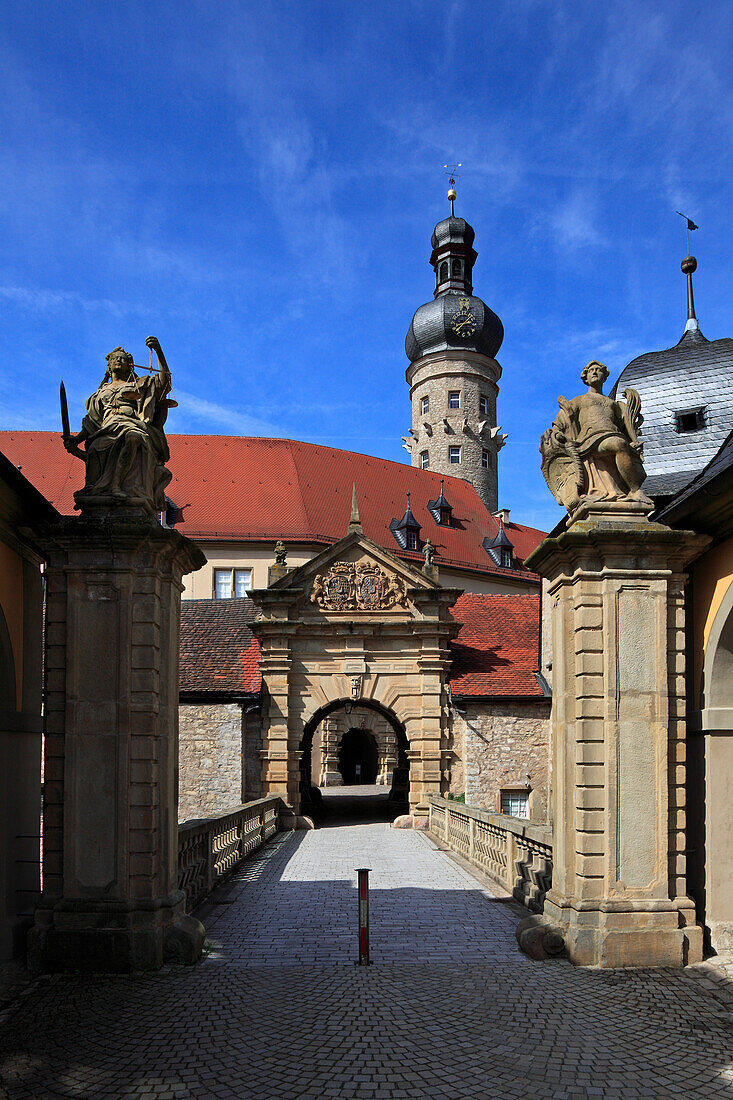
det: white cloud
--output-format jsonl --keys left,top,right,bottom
{"left": 174, "top": 390, "right": 283, "bottom": 437}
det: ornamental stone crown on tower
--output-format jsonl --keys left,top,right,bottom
{"left": 403, "top": 185, "right": 506, "bottom": 512}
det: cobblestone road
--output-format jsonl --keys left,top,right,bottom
{"left": 2, "top": 821, "right": 733, "bottom": 1099}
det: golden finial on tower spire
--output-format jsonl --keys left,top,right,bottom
{"left": 444, "top": 163, "right": 461, "bottom": 216}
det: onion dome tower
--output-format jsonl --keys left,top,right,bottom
{"left": 612, "top": 251, "right": 733, "bottom": 505}
{"left": 403, "top": 182, "right": 506, "bottom": 512}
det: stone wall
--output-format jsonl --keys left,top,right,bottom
{"left": 452, "top": 701, "right": 551, "bottom": 822}
{"left": 179, "top": 703, "right": 245, "bottom": 822}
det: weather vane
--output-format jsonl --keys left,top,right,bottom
{"left": 443, "top": 163, "right": 462, "bottom": 215}
{"left": 677, "top": 210, "right": 699, "bottom": 256}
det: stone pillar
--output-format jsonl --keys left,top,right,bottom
{"left": 524, "top": 502, "right": 707, "bottom": 967}
{"left": 29, "top": 515, "right": 206, "bottom": 973}
{"left": 319, "top": 717, "right": 343, "bottom": 787}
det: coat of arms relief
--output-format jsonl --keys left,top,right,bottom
{"left": 310, "top": 561, "right": 408, "bottom": 611}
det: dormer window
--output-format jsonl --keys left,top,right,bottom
{"left": 389, "top": 491, "right": 422, "bottom": 552}
{"left": 675, "top": 406, "right": 706, "bottom": 433}
{"left": 483, "top": 518, "right": 515, "bottom": 569}
{"left": 428, "top": 478, "right": 453, "bottom": 527}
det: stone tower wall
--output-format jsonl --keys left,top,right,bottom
{"left": 407, "top": 350, "right": 504, "bottom": 512}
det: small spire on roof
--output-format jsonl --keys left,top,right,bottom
{"left": 348, "top": 483, "right": 362, "bottom": 534}
{"left": 681, "top": 254, "right": 699, "bottom": 332}
{"left": 444, "top": 163, "right": 461, "bottom": 216}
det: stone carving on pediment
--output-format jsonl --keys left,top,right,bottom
{"left": 310, "top": 561, "right": 408, "bottom": 612}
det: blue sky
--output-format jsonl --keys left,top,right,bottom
{"left": 1, "top": 1, "right": 731, "bottom": 530}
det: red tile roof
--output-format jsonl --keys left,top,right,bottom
{"left": 448, "top": 593, "right": 545, "bottom": 698}
{"left": 0, "top": 432, "right": 545, "bottom": 580}
{"left": 178, "top": 592, "right": 543, "bottom": 701}
{"left": 179, "top": 598, "right": 261, "bottom": 696}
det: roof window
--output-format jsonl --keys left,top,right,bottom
{"left": 675, "top": 407, "right": 706, "bottom": 434}
{"left": 428, "top": 477, "right": 453, "bottom": 527}
{"left": 389, "top": 491, "right": 422, "bottom": 551}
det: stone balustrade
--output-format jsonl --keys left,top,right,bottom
{"left": 177, "top": 796, "right": 284, "bottom": 910}
{"left": 428, "top": 796, "right": 552, "bottom": 912}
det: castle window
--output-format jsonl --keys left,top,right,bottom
{"left": 421, "top": 395, "right": 429, "bottom": 415}
{"left": 479, "top": 395, "right": 488, "bottom": 415}
{"left": 449, "top": 446, "right": 461, "bottom": 464}
{"left": 214, "top": 568, "right": 252, "bottom": 599}
{"left": 448, "top": 391, "right": 460, "bottom": 409}
{"left": 452, "top": 259, "right": 462, "bottom": 278}
{"left": 439, "top": 261, "right": 449, "bottom": 282}
{"left": 501, "top": 789, "right": 529, "bottom": 819}
{"left": 421, "top": 451, "right": 429, "bottom": 469}
{"left": 675, "top": 407, "right": 706, "bottom": 433}
{"left": 482, "top": 450, "right": 490, "bottom": 470}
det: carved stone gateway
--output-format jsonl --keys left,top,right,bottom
{"left": 521, "top": 365, "right": 709, "bottom": 968}
{"left": 251, "top": 530, "right": 461, "bottom": 823}
{"left": 311, "top": 562, "right": 408, "bottom": 612}
{"left": 29, "top": 342, "right": 206, "bottom": 973}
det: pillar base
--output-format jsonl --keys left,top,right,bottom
{"left": 28, "top": 892, "right": 204, "bottom": 974}
{"left": 522, "top": 893, "right": 703, "bottom": 968}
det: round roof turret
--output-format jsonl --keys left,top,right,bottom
{"left": 405, "top": 292, "right": 504, "bottom": 362}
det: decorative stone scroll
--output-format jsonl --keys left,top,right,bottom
{"left": 310, "top": 562, "right": 408, "bottom": 611}
{"left": 539, "top": 360, "right": 651, "bottom": 515}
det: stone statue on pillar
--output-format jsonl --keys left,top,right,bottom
{"left": 522, "top": 361, "right": 709, "bottom": 969}
{"left": 539, "top": 360, "right": 651, "bottom": 515}
{"left": 30, "top": 339, "right": 205, "bottom": 974}
{"left": 63, "top": 336, "right": 176, "bottom": 515}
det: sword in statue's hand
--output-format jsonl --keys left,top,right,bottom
{"left": 60, "top": 381, "right": 85, "bottom": 461}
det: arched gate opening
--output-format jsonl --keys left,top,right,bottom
{"left": 299, "top": 699, "right": 409, "bottom": 825}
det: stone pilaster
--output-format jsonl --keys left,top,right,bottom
{"left": 525, "top": 502, "right": 708, "bottom": 968}
{"left": 29, "top": 514, "right": 206, "bottom": 973}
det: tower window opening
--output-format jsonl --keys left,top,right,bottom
{"left": 452, "top": 259, "right": 462, "bottom": 278}
{"left": 448, "top": 391, "right": 460, "bottom": 409}
{"left": 421, "top": 450, "right": 429, "bottom": 469}
{"left": 449, "top": 446, "right": 461, "bottom": 464}
{"left": 439, "top": 261, "right": 449, "bottom": 282}
{"left": 479, "top": 395, "right": 488, "bottom": 415}
{"left": 482, "top": 449, "right": 490, "bottom": 470}
{"left": 421, "top": 395, "right": 429, "bottom": 415}
{"left": 675, "top": 407, "right": 706, "bottom": 433}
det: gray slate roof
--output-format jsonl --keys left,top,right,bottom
{"left": 405, "top": 292, "right": 503, "bottom": 363}
{"left": 612, "top": 325, "right": 733, "bottom": 500}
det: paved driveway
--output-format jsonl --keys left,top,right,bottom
{"left": 1, "top": 824, "right": 733, "bottom": 1098}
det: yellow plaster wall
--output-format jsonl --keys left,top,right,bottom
{"left": 691, "top": 536, "right": 733, "bottom": 708}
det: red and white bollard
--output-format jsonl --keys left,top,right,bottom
{"left": 356, "top": 867, "right": 371, "bottom": 965}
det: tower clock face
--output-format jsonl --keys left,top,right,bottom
{"left": 450, "top": 297, "right": 478, "bottom": 338}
